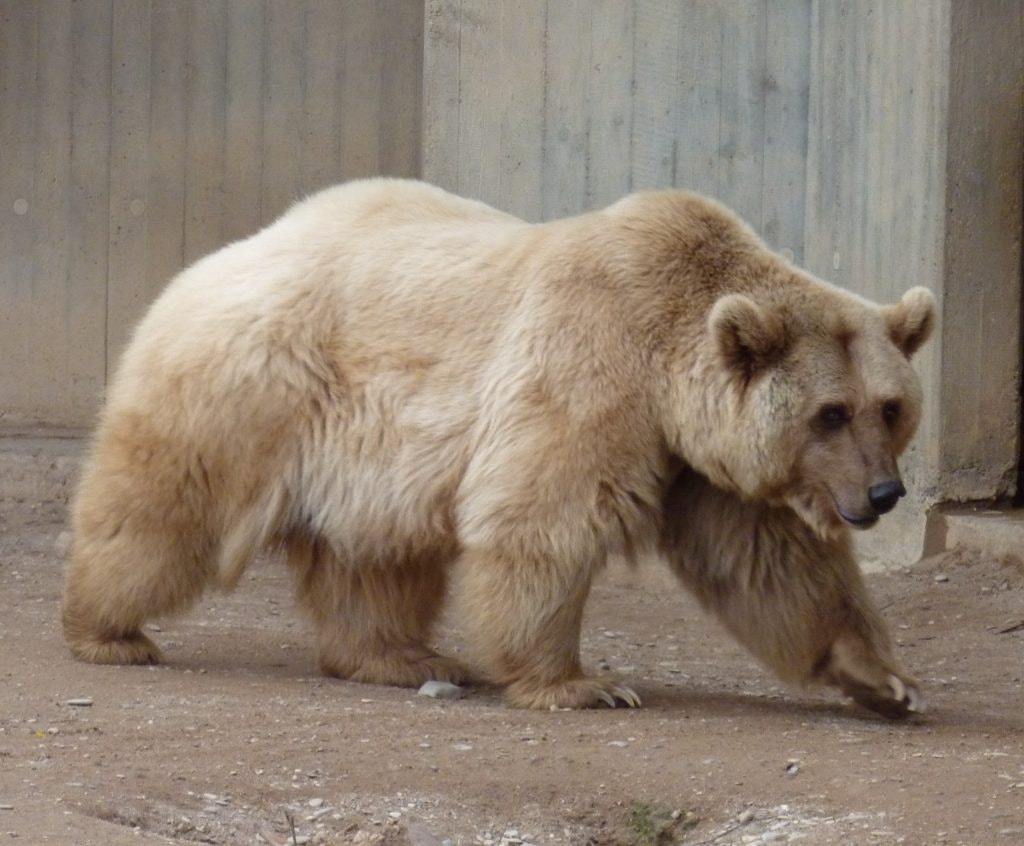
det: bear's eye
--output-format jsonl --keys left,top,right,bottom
{"left": 817, "top": 404, "right": 851, "bottom": 431}
{"left": 882, "top": 400, "right": 901, "bottom": 426}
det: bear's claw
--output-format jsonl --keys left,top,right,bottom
{"left": 604, "top": 684, "right": 642, "bottom": 709}
{"left": 842, "top": 672, "right": 925, "bottom": 720}
{"left": 505, "top": 678, "right": 642, "bottom": 710}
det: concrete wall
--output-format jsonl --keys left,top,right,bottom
{"left": 1, "top": 1, "right": 1021, "bottom": 556}
{"left": 0, "top": 0, "right": 423, "bottom": 427}
{"left": 423, "top": 0, "right": 1024, "bottom": 562}
{"left": 425, "top": 0, "right": 812, "bottom": 262}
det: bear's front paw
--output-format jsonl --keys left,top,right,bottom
{"left": 822, "top": 633, "right": 925, "bottom": 719}
{"left": 840, "top": 671, "right": 925, "bottom": 720}
{"left": 505, "top": 677, "right": 642, "bottom": 710}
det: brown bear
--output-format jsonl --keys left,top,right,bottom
{"left": 63, "top": 179, "right": 935, "bottom": 716}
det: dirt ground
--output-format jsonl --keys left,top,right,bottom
{"left": 1, "top": 496, "right": 1022, "bottom": 846}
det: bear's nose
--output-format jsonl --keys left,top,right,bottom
{"left": 868, "top": 480, "right": 906, "bottom": 515}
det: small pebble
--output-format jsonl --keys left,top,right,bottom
{"left": 417, "top": 680, "right": 464, "bottom": 701}
{"left": 607, "top": 741, "right": 629, "bottom": 748}
{"left": 738, "top": 809, "right": 755, "bottom": 824}
{"left": 65, "top": 698, "right": 94, "bottom": 707}
{"left": 934, "top": 574, "right": 950, "bottom": 583}
{"left": 308, "top": 798, "right": 324, "bottom": 808}
{"left": 785, "top": 761, "right": 800, "bottom": 776}
{"left": 0, "top": 805, "right": 12, "bottom": 811}
{"left": 54, "top": 530, "right": 73, "bottom": 558}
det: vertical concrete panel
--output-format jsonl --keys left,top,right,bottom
{"left": 496, "top": 0, "right": 546, "bottom": 220}
{"left": 422, "top": 0, "right": 462, "bottom": 192}
{"left": 441, "top": 0, "right": 546, "bottom": 218}
{"left": 223, "top": 0, "right": 266, "bottom": 244}
{"left": 145, "top": 1, "right": 188, "bottom": 315}
{"left": 671, "top": 2, "right": 722, "bottom": 199}
{"left": 31, "top": 0, "right": 76, "bottom": 413}
{"left": 185, "top": 2, "right": 228, "bottom": 263}
{"left": 715, "top": 2, "right": 766, "bottom": 228}
{"left": 761, "top": 0, "right": 810, "bottom": 262}
{"left": 65, "top": 0, "right": 113, "bottom": 417}
{"left": 107, "top": 0, "right": 152, "bottom": 372}
{"left": 804, "top": 0, "right": 860, "bottom": 286}
{"left": 338, "top": 1, "right": 383, "bottom": 181}
{"left": 261, "top": 1, "right": 305, "bottom": 222}
{"left": 301, "top": 1, "right": 345, "bottom": 193}
{"left": 631, "top": 0, "right": 683, "bottom": 191}
{"left": 939, "top": 0, "right": 1023, "bottom": 500}
{"left": 805, "top": 1, "right": 949, "bottom": 303}
{"left": 455, "top": 1, "right": 504, "bottom": 205}
{"left": 542, "top": 0, "right": 592, "bottom": 218}
{"left": 0, "top": 0, "right": 40, "bottom": 418}
{"left": 585, "top": 0, "right": 635, "bottom": 209}
{"left": 378, "top": 0, "right": 424, "bottom": 178}
{"left": 0, "top": 0, "right": 108, "bottom": 423}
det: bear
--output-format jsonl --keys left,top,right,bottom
{"left": 62, "top": 178, "right": 935, "bottom": 716}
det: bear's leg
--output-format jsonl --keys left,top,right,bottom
{"left": 459, "top": 549, "right": 641, "bottom": 710}
{"left": 63, "top": 439, "right": 217, "bottom": 665}
{"left": 288, "top": 537, "right": 471, "bottom": 687}
{"left": 661, "top": 471, "right": 922, "bottom": 719}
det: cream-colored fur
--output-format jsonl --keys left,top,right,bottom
{"left": 63, "top": 178, "right": 934, "bottom": 715}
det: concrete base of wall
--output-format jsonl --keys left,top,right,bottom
{"left": 0, "top": 428, "right": 86, "bottom": 505}
{"left": 852, "top": 508, "right": 930, "bottom": 573}
{"left": 924, "top": 504, "right": 1024, "bottom": 565}
{"left": 856, "top": 503, "right": 1024, "bottom": 573}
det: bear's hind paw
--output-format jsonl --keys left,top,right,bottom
{"left": 67, "top": 630, "right": 162, "bottom": 666}
{"left": 505, "top": 678, "right": 642, "bottom": 710}
{"left": 322, "top": 650, "right": 474, "bottom": 689}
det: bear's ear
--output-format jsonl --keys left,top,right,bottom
{"left": 881, "top": 286, "right": 936, "bottom": 358}
{"left": 709, "top": 294, "right": 789, "bottom": 377}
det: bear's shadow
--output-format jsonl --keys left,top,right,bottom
{"left": 156, "top": 643, "right": 922, "bottom": 725}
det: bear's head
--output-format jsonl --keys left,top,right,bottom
{"left": 702, "top": 282, "right": 936, "bottom": 540}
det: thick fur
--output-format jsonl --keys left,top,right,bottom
{"left": 63, "top": 178, "right": 934, "bottom": 714}
{"left": 661, "top": 470, "right": 921, "bottom": 718}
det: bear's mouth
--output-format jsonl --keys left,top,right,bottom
{"left": 838, "top": 509, "right": 879, "bottom": 529}
{"left": 830, "top": 495, "right": 880, "bottom": 529}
